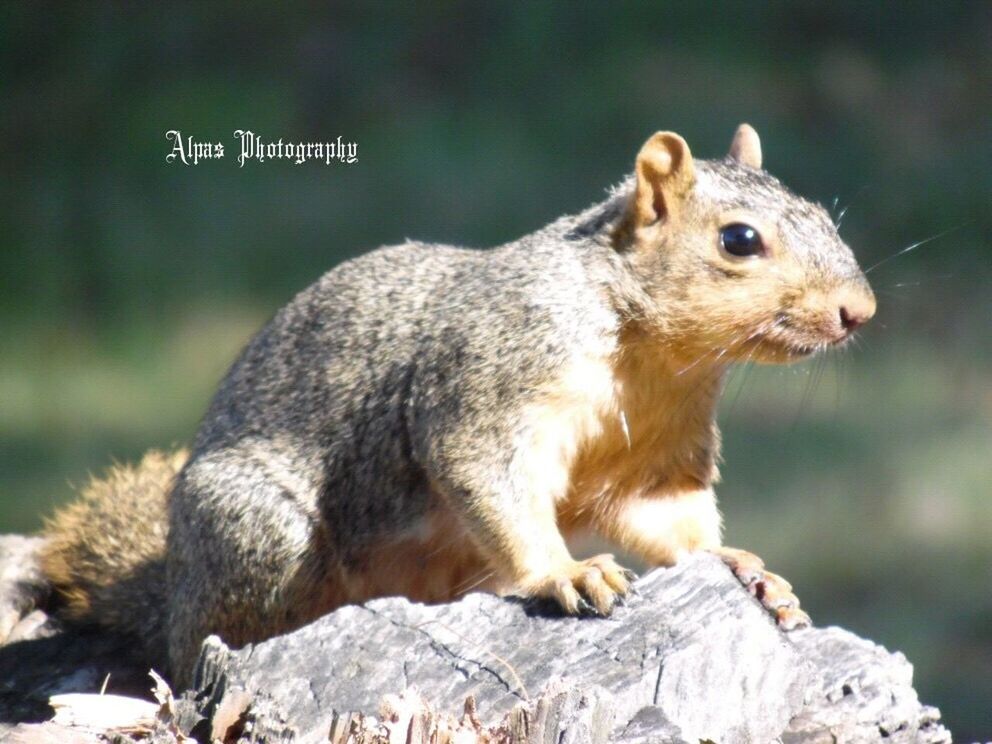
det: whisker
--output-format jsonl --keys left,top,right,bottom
{"left": 834, "top": 184, "right": 869, "bottom": 230}
{"left": 453, "top": 568, "right": 496, "bottom": 595}
{"left": 724, "top": 340, "right": 761, "bottom": 415}
{"left": 669, "top": 321, "right": 779, "bottom": 421}
{"left": 787, "top": 352, "right": 824, "bottom": 433}
{"left": 830, "top": 349, "right": 845, "bottom": 423}
{"left": 799, "top": 353, "right": 823, "bottom": 414}
{"left": 864, "top": 224, "right": 967, "bottom": 275}
{"left": 675, "top": 344, "right": 727, "bottom": 376}
{"left": 874, "top": 289, "right": 913, "bottom": 300}
{"left": 878, "top": 275, "right": 954, "bottom": 290}
{"left": 836, "top": 204, "right": 850, "bottom": 228}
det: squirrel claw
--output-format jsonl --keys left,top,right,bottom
{"left": 776, "top": 606, "right": 812, "bottom": 631}
{"left": 524, "top": 553, "right": 632, "bottom": 618}
{"left": 576, "top": 597, "right": 598, "bottom": 617}
{"left": 708, "top": 546, "right": 810, "bottom": 632}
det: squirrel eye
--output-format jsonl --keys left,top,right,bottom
{"left": 720, "top": 223, "right": 765, "bottom": 257}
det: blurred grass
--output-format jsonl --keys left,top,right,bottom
{"left": 1, "top": 1, "right": 990, "bottom": 738}
{"left": 0, "top": 306, "right": 266, "bottom": 532}
{"left": 721, "top": 341, "right": 992, "bottom": 732}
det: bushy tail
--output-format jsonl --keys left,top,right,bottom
{"left": 39, "top": 448, "right": 188, "bottom": 668}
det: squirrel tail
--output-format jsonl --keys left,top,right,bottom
{"left": 39, "top": 448, "right": 188, "bottom": 670}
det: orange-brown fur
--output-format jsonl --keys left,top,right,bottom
{"left": 40, "top": 449, "right": 187, "bottom": 651}
{"left": 344, "top": 510, "right": 496, "bottom": 604}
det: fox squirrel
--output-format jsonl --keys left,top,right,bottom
{"left": 41, "top": 124, "right": 876, "bottom": 687}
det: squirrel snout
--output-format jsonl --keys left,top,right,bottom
{"left": 835, "top": 289, "right": 876, "bottom": 336}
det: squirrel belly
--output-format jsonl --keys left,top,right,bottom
{"left": 39, "top": 124, "right": 875, "bottom": 686}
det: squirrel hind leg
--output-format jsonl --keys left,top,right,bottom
{"left": 164, "top": 453, "right": 349, "bottom": 688}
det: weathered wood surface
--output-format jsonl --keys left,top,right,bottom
{"left": 0, "top": 536, "right": 952, "bottom": 743}
{"left": 188, "top": 553, "right": 950, "bottom": 744}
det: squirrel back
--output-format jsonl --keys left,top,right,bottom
{"left": 40, "top": 125, "right": 875, "bottom": 685}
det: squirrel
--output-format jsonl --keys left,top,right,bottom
{"left": 40, "top": 124, "right": 876, "bottom": 687}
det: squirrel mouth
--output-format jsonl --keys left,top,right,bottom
{"left": 783, "top": 343, "right": 818, "bottom": 357}
{"left": 773, "top": 341, "right": 820, "bottom": 360}
{"left": 744, "top": 335, "right": 823, "bottom": 361}
{"left": 776, "top": 336, "right": 852, "bottom": 359}
{"left": 736, "top": 314, "right": 854, "bottom": 363}
{"left": 746, "top": 318, "right": 849, "bottom": 361}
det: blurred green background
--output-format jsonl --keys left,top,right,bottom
{"left": 1, "top": 2, "right": 989, "bottom": 738}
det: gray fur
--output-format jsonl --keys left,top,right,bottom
{"left": 157, "top": 153, "right": 869, "bottom": 684}
{"left": 166, "top": 210, "right": 633, "bottom": 680}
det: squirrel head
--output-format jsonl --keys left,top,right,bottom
{"left": 614, "top": 124, "right": 876, "bottom": 366}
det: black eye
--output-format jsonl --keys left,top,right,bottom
{"left": 720, "top": 223, "right": 765, "bottom": 257}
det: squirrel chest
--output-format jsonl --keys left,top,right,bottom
{"left": 526, "top": 344, "right": 721, "bottom": 526}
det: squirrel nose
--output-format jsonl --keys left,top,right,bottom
{"left": 837, "top": 291, "right": 876, "bottom": 334}
{"left": 839, "top": 306, "right": 865, "bottom": 331}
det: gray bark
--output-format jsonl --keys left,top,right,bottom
{"left": 188, "top": 553, "right": 950, "bottom": 744}
{"left": 0, "top": 536, "right": 953, "bottom": 743}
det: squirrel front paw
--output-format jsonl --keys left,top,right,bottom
{"left": 522, "top": 553, "right": 635, "bottom": 617}
{"left": 710, "top": 546, "right": 811, "bottom": 630}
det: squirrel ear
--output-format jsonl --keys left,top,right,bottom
{"left": 728, "top": 123, "right": 762, "bottom": 169}
{"left": 632, "top": 132, "right": 695, "bottom": 227}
